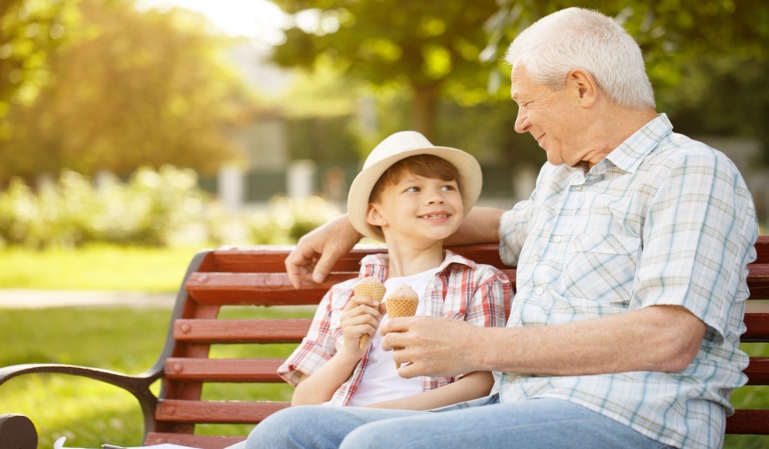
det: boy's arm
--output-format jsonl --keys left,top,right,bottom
{"left": 364, "top": 371, "right": 494, "bottom": 410}
{"left": 290, "top": 294, "right": 384, "bottom": 406}
{"left": 291, "top": 352, "right": 362, "bottom": 405}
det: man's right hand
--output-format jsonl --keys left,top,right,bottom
{"left": 285, "top": 214, "right": 362, "bottom": 288}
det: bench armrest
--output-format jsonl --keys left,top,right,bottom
{"left": 0, "top": 363, "right": 161, "bottom": 434}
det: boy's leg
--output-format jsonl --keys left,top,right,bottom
{"left": 245, "top": 405, "right": 424, "bottom": 449}
{"left": 340, "top": 399, "right": 670, "bottom": 449}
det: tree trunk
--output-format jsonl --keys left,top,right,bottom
{"left": 412, "top": 84, "right": 439, "bottom": 142}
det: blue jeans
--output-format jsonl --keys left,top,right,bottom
{"left": 245, "top": 398, "right": 675, "bottom": 449}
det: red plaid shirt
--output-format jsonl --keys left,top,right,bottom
{"left": 278, "top": 250, "right": 512, "bottom": 406}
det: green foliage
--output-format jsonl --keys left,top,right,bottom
{"left": 0, "top": 0, "right": 253, "bottom": 182}
{"left": 0, "top": 166, "right": 206, "bottom": 248}
{"left": 270, "top": 0, "right": 506, "bottom": 139}
{"left": 0, "top": 0, "right": 81, "bottom": 120}
{"left": 248, "top": 195, "right": 342, "bottom": 244}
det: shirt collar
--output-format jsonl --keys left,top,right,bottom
{"left": 358, "top": 249, "right": 476, "bottom": 278}
{"left": 604, "top": 113, "right": 673, "bottom": 174}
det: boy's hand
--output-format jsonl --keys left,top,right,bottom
{"left": 380, "top": 316, "right": 480, "bottom": 378}
{"left": 339, "top": 295, "right": 385, "bottom": 359}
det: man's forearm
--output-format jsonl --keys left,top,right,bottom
{"left": 470, "top": 305, "right": 706, "bottom": 376}
{"left": 444, "top": 207, "right": 504, "bottom": 246}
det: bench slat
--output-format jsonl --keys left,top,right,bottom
{"left": 185, "top": 272, "right": 354, "bottom": 306}
{"left": 742, "top": 313, "right": 769, "bottom": 342}
{"left": 745, "top": 358, "right": 769, "bottom": 385}
{"left": 144, "top": 433, "right": 243, "bottom": 449}
{"left": 174, "top": 319, "right": 310, "bottom": 343}
{"left": 747, "top": 265, "right": 769, "bottom": 299}
{"left": 165, "top": 358, "right": 284, "bottom": 382}
{"left": 726, "top": 409, "right": 769, "bottom": 434}
{"left": 156, "top": 399, "right": 290, "bottom": 424}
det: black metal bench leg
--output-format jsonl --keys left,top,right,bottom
{"left": 0, "top": 414, "right": 38, "bottom": 449}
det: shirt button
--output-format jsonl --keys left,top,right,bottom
{"left": 553, "top": 236, "right": 562, "bottom": 243}
{"left": 534, "top": 287, "right": 544, "bottom": 295}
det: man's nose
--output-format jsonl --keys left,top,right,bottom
{"left": 514, "top": 109, "right": 529, "bottom": 134}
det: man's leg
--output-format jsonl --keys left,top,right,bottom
{"left": 340, "top": 399, "right": 671, "bottom": 449}
{"left": 245, "top": 405, "right": 425, "bottom": 449}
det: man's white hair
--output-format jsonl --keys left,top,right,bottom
{"left": 505, "top": 7, "right": 655, "bottom": 109}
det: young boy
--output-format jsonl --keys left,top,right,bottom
{"left": 278, "top": 131, "right": 511, "bottom": 410}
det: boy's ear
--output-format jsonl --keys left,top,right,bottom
{"left": 366, "top": 203, "right": 387, "bottom": 227}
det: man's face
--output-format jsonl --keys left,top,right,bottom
{"left": 511, "top": 66, "right": 582, "bottom": 167}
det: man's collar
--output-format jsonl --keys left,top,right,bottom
{"left": 604, "top": 113, "right": 673, "bottom": 174}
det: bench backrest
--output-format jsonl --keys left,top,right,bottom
{"left": 143, "top": 237, "right": 769, "bottom": 448}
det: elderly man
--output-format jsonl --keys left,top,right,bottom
{"left": 246, "top": 7, "right": 758, "bottom": 449}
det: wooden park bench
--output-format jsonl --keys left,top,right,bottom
{"left": 1, "top": 238, "right": 768, "bottom": 448}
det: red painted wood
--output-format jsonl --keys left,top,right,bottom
{"left": 748, "top": 264, "right": 769, "bottom": 299}
{"left": 164, "top": 358, "right": 284, "bottom": 382}
{"left": 755, "top": 236, "right": 769, "bottom": 265}
{"left": 726, "top": 409, "right": 769, "bottom": 434}
{"left": 174, "top": 318, "right": 311, "bottom": 343}
{"left": 155, "top": 399, "right": 289, "bottom": 424}
{"left": 745, "top": 358, "right": 769, "bottom": 386}
{"left": 742, "top": 313, "right": 769, "bottom": 342}
{"left": 144, "top": 432, "right": 244, "bottom": 449}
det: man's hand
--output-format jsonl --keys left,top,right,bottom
{"left": 284, "top": 214, "right": 362, "bottom": 288}
{"left": 379, "top": 316, "right": 481, "bottom": 378}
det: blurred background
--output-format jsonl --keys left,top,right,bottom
{"left": 1, "top": 0, "right": 768, "bottom": 253}
{"left": 1, "top": 0, "right": 769, "bottom": 447}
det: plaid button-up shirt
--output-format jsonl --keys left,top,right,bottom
{"left": 497, "top": 113, "right": 758, "bottom": 449}
{"left": 278, "top": 250, "right": 511, "bottom": 406}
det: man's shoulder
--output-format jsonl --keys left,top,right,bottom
{"left": 647, "top": 131, "right": 740, "bottom": 174}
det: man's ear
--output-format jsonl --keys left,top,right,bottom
{"left": 567, "top": 68, "right": 599, "bottom": 108}
{"left": 367, "top": 203, "right": 387, "bottom": 227}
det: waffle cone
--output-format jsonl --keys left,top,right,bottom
{"left": 386, "top": 297, "right": 419, "bottom": 318}
{"left": 354, "top": 278, "right": 386, "bottom": 349}
{"left": 386, "top": 297, "right": 419, "bottom": 369}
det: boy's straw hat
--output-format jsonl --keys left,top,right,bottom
{"left": 347, "top": 131, "right": 482, "bottom": 242}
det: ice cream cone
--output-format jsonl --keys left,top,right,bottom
{"left": 353, "top": 277, "right": 386, "bottom": 349}
{"left": 385, "top": 284, "right": 420, "bottom": 369}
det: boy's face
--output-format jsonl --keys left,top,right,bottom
{"left": 366, "top": 172, "right": 463, "bottom": 246}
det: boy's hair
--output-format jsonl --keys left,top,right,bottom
{"left": 369, "top": 154, "right": 460, "bottom": 203}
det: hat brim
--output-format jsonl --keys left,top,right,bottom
{"left": 347, "top": 146, "right": 482, "bottom": 242}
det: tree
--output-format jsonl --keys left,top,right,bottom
{"left": 0, "top": 0, "right": 81, "bottom": 124}
{"left": 269, "top": 0, "right": 769, "bottom": 143}
{"left": 270, "top": 0, "right": 504, "bottom": 141}
{"left": 0, "top": 0, "right": 254, "bottom": 183}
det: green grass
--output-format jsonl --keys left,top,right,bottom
{"left": 0, "top": 306, "right": 309, "bottom": 449}
{"left": 0, "top": 245, "right": 204, "bottom": 291}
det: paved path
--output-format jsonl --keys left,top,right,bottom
{"left": 0, "top": 289, "right": 176, "bottom": 309}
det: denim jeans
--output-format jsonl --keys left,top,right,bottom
{"left": 245, "top": 398, "right": 675, "bottom": 449}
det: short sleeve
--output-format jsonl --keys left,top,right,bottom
{"left": 633, "top": 148, "right": 758, "bottom": 340}
{"left": 277, "top": 284, "right": 352, "bottom": 386}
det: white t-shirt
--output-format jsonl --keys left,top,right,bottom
{"left": 346, "top": 266, "right": 440, "bottom": 406}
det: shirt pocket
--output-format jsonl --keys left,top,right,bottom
{"left": 559, "top": 233, "right": 640, "bottom": 305}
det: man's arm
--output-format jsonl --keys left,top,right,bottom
{"left": 381, "top": 305, "right": 706, "bottom": 378}
{"left": 285, "top": 208, "right": 506, "bottom": 287}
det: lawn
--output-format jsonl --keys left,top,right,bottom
{"left": 0, "top": 245, "right": 204, "bottom": 291}
{"left": 0, "top": 306, "right": 307, "bottom": 449}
